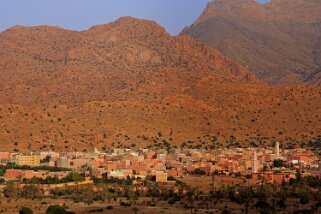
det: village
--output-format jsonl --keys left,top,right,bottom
{"left": 1, "top": 142, "right": 320, "bottom": 186}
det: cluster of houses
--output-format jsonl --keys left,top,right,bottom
{"left": 1, "top": 142, "right": 320, "bottom": 184}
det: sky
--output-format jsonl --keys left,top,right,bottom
{"left": 0, "top": 0, "right": 270, "bottom": 35}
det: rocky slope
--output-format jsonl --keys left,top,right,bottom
{"left": 0, "top": 17, "right": 253, "bottom": 106}
{"left": 181, "top": 0, "right": 321, "bottom": 85}
{"left": 0, "top": 17, "right": 320, "bottom": 152}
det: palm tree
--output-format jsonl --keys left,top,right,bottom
{"left": 187, "top": 188, "right": 195, "bottom": 214}
{"left": 132, "top": 207, "right": 139, "bottom": 214}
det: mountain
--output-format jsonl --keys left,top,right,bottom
{"left": 0, "top": 17, "right": 253, "bottom": 106}
{"left": 181, "top": 0, "right": 321, "bottom": 85}
{"left": 0, "top": 17, "right": 320, "bottom": 152}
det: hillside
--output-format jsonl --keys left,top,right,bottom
{"left": 0, "top": 84, "right": 320, "bottom": 152}
{"left": 0, "top": 17, "right": 252, "bottom": 106}
{"left": 0, "top": 17, "right": 320, "bottom": 152}
{"left": 181, "top": 0, "right": 321, "bottom": 85}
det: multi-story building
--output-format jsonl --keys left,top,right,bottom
{"left": 15, "top": 155, "right": 41, "bottom": 166}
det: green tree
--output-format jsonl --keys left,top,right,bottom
{"left": 4, "top": 181, "right": 20, "bottom": 198}
{"left": 46, "top": 205, "right": 67, "bottom": 214}
{"left": 168, "top": 176, "right": 176, "bottom": 181}
{"left": 273, "top": 159, "right": 286, "bottom": 168}
{"left": 193, "top": 168, "right": 206, "bottom": 176}
{"left": 132, "top": 207, "right": 139, "bottom": 214}
{"left": 21, "top": 185, "right": 43, "bottom": 199}
{"left": 19, "top": 207, "right": 33, "bottom": 214}
{"left": 300, "top": 194, "right": 309, "bottom": 205}
{"left": 296, "top": 169, "right": 303, "bottom": 184}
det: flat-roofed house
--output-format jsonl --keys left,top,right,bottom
{"left": 156, "top": 171, "right": 167, "bottom": 183}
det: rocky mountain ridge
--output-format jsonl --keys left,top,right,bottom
{"left": 0, "top": 17, "right": 254, "bottom": 106}
{"left": 0, "top": 17, "right": 320, "bottom": 152}
{"left": 181, "top": 0, "right": 321, "bottom": 84}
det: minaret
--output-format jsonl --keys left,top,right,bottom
{"left": 252, "top": 151, "right": 258, "bottom": 174}
{"left": 275, "top": 142, "right": 280, "bottom": 158}
{"left": 94, "top": 147, "right": 100, "bottom": 154}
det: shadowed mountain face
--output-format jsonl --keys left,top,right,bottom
{"left": 0, "top": 17, "right": 320, "bottom": 152}
{"left": 181, "top": 0, "right": 321, "bottom": 85}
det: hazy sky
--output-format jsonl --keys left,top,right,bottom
{"left": 0, "top": 0, "right": 270, "bottom": 35}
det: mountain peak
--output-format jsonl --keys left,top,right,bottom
{"left": 0, "top": 25, "right": 77, "bottom": 42}
{"left": 0, "top": 17, "right": 256, "bottom": 106}
{"left": 194, "top": 0, "right": 321, "bottom": 24}
{"left": 182, "top": 0, "right": 321, "bottom": 84}
{"left": 88, "top": 16, "right": 168, "bottom": 36}
{"left": 194, "top": 0, "right": 264, "bottom": 25}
